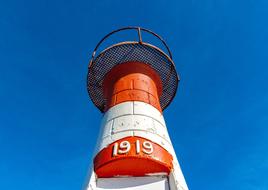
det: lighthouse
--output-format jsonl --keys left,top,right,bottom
{"left": 85, "top": 27, "right": 188, "bottom": 190}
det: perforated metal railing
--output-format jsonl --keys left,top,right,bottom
{"left": 87, "top": 27, "right": 179, "bottom": 112}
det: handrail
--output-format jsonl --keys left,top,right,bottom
{"left": 90, "top": 26, "right": 173, "bottom": 62}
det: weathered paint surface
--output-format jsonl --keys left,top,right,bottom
{"left": 85, "top": 62, "right": 188, "bottom": 190}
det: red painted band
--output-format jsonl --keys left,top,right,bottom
{"left": 103, "top": 62, "right": 163, "bottom": 112}
{"left": 94, "top": 136, "right": 173, "bottom": 177}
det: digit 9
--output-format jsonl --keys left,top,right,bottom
{"left": 142, "top": 141, "right": 153, "bottom": 154}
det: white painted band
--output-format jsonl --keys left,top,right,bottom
{"left": 95, "top": 101, "right": 176, "bottom": 157}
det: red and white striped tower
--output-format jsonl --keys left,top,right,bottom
{"left": 85, "top": 27, "right": 188, "bottom": 190}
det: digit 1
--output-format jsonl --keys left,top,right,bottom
{"left": 113, "top": 143, "right": 118, "bottom": 156}
{"left": 136, "top": 140, "right": 140, "bottom": 154}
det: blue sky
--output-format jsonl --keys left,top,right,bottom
{"left": 1, "top": 0, "right": 268, "bottom": 189}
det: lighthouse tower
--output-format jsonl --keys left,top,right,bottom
{"left": 85, "top": 27, "right": 188, "bottom": 190}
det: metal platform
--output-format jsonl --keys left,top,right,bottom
{"left": 87, "top": 27, "right": 179, "bottom": 112}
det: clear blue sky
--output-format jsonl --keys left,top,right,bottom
{"left": 1, "top": 0, "right": 268, "bottom": 189}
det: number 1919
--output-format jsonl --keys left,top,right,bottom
{"left": 112, "top": 140, "right": 153, "bottom": 156}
